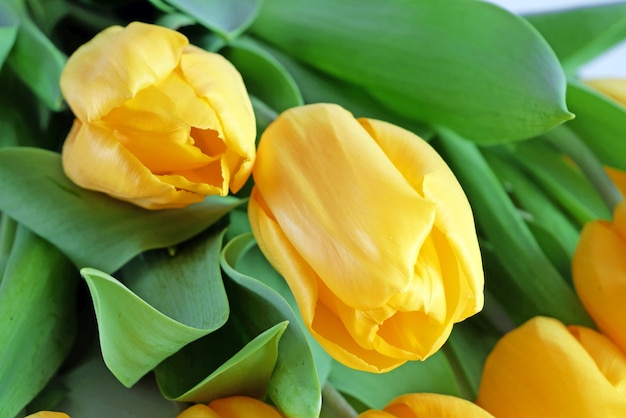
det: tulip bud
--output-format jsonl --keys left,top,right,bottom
{"left": 573, "top": 200, "right": 626, "bottom": 353}
{"left": 177, "top": 396, "right": 284, "bottom": 418}
{"left": 357, "top": 393, "right": 494, "bottom": 418}
{"left": 477, "top": 316, "right": 626, "bottom": 417}
{"left": 248, "top": 103, "right": 484, "bottom": 372}
{"left": 25, "top": 413, "right": 69, "bottom": 418}
{"left": 60, "top": 22, "right": 255, "bottom": 209}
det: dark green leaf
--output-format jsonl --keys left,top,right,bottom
{"left": 328, "top": 352, "right": 460, "bottom": 411}
{"left": 0, "top": 147, "right": 241, "bottom": 273}
{"left": 0, "top": 224, "right": 77, "bottom": 417}
{"left": 164, "top": 0, "right": 261, "bottom": 40}
{"left": 436, "top": 128, "right": 592, "bottom": 326}
{"left": 526, "top": 2, "right": 626, "bottom": 74}
{"left": 252, "top": 0, "right": 572, "bottom": 143}
{"left": 221, "top": 234, "right": 322, "bottom": 418}
{"left": 566, "top": 80, "right": 626, "bottom": 172}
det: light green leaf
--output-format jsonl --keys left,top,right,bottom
{"left": 436, "top": 128, "right": 592, "bottom": 326}
{"left": 0, "top": 147, "right": 241, "bottom": 273}
{"left": 221, "top": 233, "right": 322, "bottom": 418}
{"left": 224, "top": 37, "right": 303, "bottom": 114}
{"left": 328, "top": 352, "right": 460, "bottom": 411}
{"left": 157, "top": 322, "right": 288, "bottom": 402}
{"left": 0, "top": 3, "right": 18, "bottom": 70}
{"left": 566, "top": 80, "right": 626, "bottom": 172}
{"left": 5, "top": 0, "right": 66, "bottom": 110}
{"left": 0, "top": 224, "right": 77, "bottom": 418}
{"left": 164, "top": 0, "right": 261, "bottom": 40}
{"left": 526, "top": 3, "right": 626, "bottom": 74}
{"left": 252, "top": 0, "right": 572, "bottom": 143}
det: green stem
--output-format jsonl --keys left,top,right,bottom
{"left": 545, "top": 125, "right": 623, "bottom": 212}
{"left": 320, "top": 382, "right": 358, "bottom": 418}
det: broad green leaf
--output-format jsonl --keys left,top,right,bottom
{"left": 23, "top": 0, "right": 70, "bottom": 35}
{"left": 157, "top": 322, "right": 288, "bottom": 402}
{"left": 0, "top": 147, "right": 241, "bottom": 273}
{"left": 223, "top": 37, "right": 303, "bottom": 114}
{"left": 221, "top": 234, "right": 322, "bottom": 418}
{"left": 436, "top": 128, "right": 592, "bottom": 326}
{"left": 566, "top": 80, "right": 626, "bottom": 172}
{"left": 251, "top": 0, "right": 572, "bottom": 143}
{"left": 526, "top": 3, "right": 626, "bottom": 74}
{"left": 0, "top": 4, "right": 18, "bottom": 70}
{"left": 511, "top": 138, "right": 611, "bottom": 224}
{"left": 155, "top": 12, "right": 196, "bottom": 30}
{"left": 82, "top": 264, "right": 225, "bottom": 387}
{"left": 251, "top": 38, "right": 432, "bottom": 139}
{"left": 0, "top": 224, "right": 77, "bottom": 418}
{"left": 164, "top": 0, "right": 261, "bottom": 40}
{"left": 328, "top": 352, "right": 460, "bottom": 411}
{"left": 5, "top": 0, "right": 66, "bottom": 110}
{"left": 0, "top": 215, "right": 17, "bottom": 276}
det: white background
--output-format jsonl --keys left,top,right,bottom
{"left": 488, "top": 0, "right": 626, "bottom": 78}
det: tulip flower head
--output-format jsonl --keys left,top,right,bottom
{"left": 573, "top": 200, "right": 626, "bottom": 353}
{"left": 60, "top": 22, "right": 256, "bottom": 209}
{"left": 249, "top": 103, "right": 484, "bottom": 372}
{"left": 358, "top": 393, "right": 495, "bottom": 418}
{"left": 477, "top": 316, "right": 626, "bottom": 417}
{"left": 177, "top": 396, "right": 284, "bottom": 418}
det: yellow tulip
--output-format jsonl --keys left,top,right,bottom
{"left": 573, "top": 200, "right": 626, "bottom": 352}
{"left": 248, "top": 103, "right": 484, "bottom": 372}
{"left": 25, "top": 413, "right": 69, "bottom": 418}
{"left": 586, "top": 78, "right": 626, "bottom": 106}
{"left": 357, "top": 393, "right": 494, "bottom": 418}
{"left": 477, "top": 316, "right": 626, "bottom": 417}
{"left": 60, "top": 22, "right": 255, "bottom": 209}
{"left": 177, "top": 396, "right": 284, "bottom": 418}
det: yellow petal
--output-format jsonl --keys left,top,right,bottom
{"left": 25, "top": 413, "right": 70, "bottom": 418}
{"left": 62, "top": 120, "right": 204, "bottom": 209}
{"left": 253, "top": 103, "right": 435, "bottom": 310}
{"left": 359, "top": 118, "right": 484, "bottom": 320}
{"left": 573, "top": 202, "right": 626, "bottom": 353}
{"left": 368, "top": 393, "right": 494, "bottom": 418}
{"left": 569, "top": 325, "right": 626, "bottom": 396}
{"left": 585, "top": 79, "right": 626, "bottom": 107}
{"left": 208, "top": 396, "right": 284, "bottom": 417}
{"left": 605, "top": 166, "right": 626, "bottom": 198}
{"left": 179, "top": 45, "right": 256, "bottom": 192}
{"left": 177, "top": 404, "right": 221, "bottom": 418}
{"left": 358, "top": 411, "right": 396, "bottom": 418}
{"left": 477, "top": 316, "right": 626, "bottom": 418}
{"left": 61, "top": 22, "right": 188, "bottom": 123}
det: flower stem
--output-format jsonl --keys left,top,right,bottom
{"left": 320, "top": 382, "right": 358, "bottom": 418}
{"left": 545, "top": 125, "right": 623, "bottom": 212}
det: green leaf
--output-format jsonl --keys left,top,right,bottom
{"left": 157, "top": 321, "right": 288, "bottom": 402}
{"left": 436, "top": 128, "right": 592, "bottom": 326}
{"left": 5, "top": 0, "right": 66, "bottom": 110}
{"left": 328, "top": 352, "right": 460, "bottom": 411}
{"left": 0, "top": 147, "right": 241, "bottom": 273}
{"left": 251, "top": 0, "right": 572, "bottom": 143}
{"left": 566, "top": 80, "right": 626, "bottom": 172}
{"left": 250, "top": 38, "right": 432, "bottom": 139}
{"left": 164, "top": 0, "right": 261, "bottom": 40}
{"left": 223, "top": 37, "right": 303, "bottom": 114}
{"left": 0, "top": 3, "right": 18, "bottom": 70}
{"left": 221, "top": 234, "right": 322, "bottom": 418}
{"left": 0, "top": 224, "right": 77, "bottom": 418}
{"left": 526, "top": 3, "right": 626, "bottom": 74}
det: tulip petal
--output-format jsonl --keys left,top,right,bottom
{"left": 384, "top": 393, "right": 494, "bottom": 418}
{"left": 25, "top": 413, "right": 70, "bottom": 418}
{"left": 358, "top": 411, "right": 395, "bottom": 418}
{"left": 359, "top": 118, "right": 484, "bottom": 320}
{"left": 477, "top": 317, "right": 626, "bottom": 418}
{"left": 573, "top": 205, "right": 626, "bottom": 353}
{"left": 180, "top": 45, "right": 256, "bottom": 192}
{"left": 177, "top": 404, "right": 221, "bottom": 418}
{"left": 62, "top": 120, "right": 204, "bottom": 209}
{"left": 208, "top": 396, "right": 284, "bottom": 418}
{"left": 585, "top": 79, "right": 626, "bottom": 107}
{"left": 60, "top": 22, "right": 188, "bottom": 123}
{"left": 253, "top": 103, "right": 436, "bottom": 309}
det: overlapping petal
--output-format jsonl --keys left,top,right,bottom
{"left": 177, "top": 397, "right": 284, "bottom": 418}
{"left": 477, "top": 316, "right": 626, "bottom": 418}
{"left": 358, "top": 393, "right": 494, "bottom": 418}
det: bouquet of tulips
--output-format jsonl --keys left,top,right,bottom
{"left": 2, "top": 0, "right": 626, "bottom": 417}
